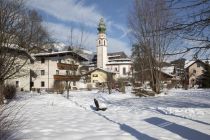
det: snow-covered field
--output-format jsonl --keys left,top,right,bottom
{"left": 10, "top": 89, "right": 210, "bottom": 140}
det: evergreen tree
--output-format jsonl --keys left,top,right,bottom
{"left": 201, "top": 64, "right": 210, "bottom": 88}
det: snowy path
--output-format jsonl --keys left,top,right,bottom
{"left": 13, "top": 89, "right": 210, "bottom": 140}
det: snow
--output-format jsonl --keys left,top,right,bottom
{"left": 184, "top": 60, "right": 195, "bottom": 68}
{"left": 161, "top": 66, "right": 174, "bottom": 75}
{"left": 107, "top": 61, "right": 133, "bottom": 65}
{"left": 8, "top": 89, "right": 210, "bottom": 140}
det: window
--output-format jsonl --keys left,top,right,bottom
{"left": 93, "top": 74, "right": 98, "bottom": 77}
{"left": 16, "top": 81, "right": 19, "bottom": 88}
{"left": 41, "top": 58, "right": 45, "bottom": 63}
{"left": 193, "top": 70, "right": 196, "bottom": 74}
{"left": 115, "top": 68, "right": 118, "bottom": 72}
{"left": 41, "top": 81, "right": 45, "bottom": 87}
{"left": 72, "top": 71, "right": 76, "bottom": 75}
{"left": 16, "top": 66, "right": 19, "bottom": 72}
{"left": 30, "top": 82, "right": 34, "bottom": 87}
{"left": 66, "top": 70, "right": 69, "bottom": 75}
{"left": 93, "top": 80, "right": 98, "bottom": 83}
{"left": 197, "top": 63, "right": 201, "bottom": 67}
{"left": 73, "top": 81, "right": 76, "bottom": 86}
{"left": 41, "top": 70, "right": 45, "bottom": 75}
{"left": 104, "top": 40, "right": 106, "bottom": 45}
{"left": 123, "top": 67, "right": 126, "bottom": 75}
{"left": 58, "top": 59, "right": 61, "bottom": 63}
{"left": 56, "top": 70, "right": 59, "bottom": 75}
{"left": 99, "top": 40, "right": 101, "bottom": 45}
{"left": 30, "top": 60, "right": 34, "bottom": 64}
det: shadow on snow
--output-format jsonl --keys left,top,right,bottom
{"left": 92, "top": 107, "right": 157, "bottom": 140}
{"left": 144, "top": 117, "right": 210, "bottom": 140}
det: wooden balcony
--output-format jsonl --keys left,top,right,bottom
{"left": 57, "top": 63, "right": 79, "bottom": 70}
{"left": 54, "top": 75, "right": 81, "bottom": 81}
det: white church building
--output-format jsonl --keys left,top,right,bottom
{"left": 87, "top": 18, "right": 133, "bottom": 79}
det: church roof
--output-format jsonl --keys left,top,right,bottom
{"left": 108, "top": 51, "right": 128, "bottom": 59}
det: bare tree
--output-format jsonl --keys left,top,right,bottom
{"left": 62, "top": 25, "right": 89, "bottom": 98}
{"left": 165, "top": 0, "right": 210, "bottom": 55}
{"left": 0, "top": 0, "right": 51, "bottom": 87}
{"left": 0, "top": 101, "right": 25, "bottom": 140}
{"left": 106, "top": 73, "right": 114, "bottom": 94}
{"left": 67, "top": 24, "right": 88, "bottom": 51}
{"left": 129, "top": 0, "right": 174, "bottom": 93}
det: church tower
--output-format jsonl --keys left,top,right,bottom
{"left": 97, "top": 18, "right": 107, "bottom": 69}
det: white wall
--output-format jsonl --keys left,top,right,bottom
{"left": 97, "top": 33, "right": 107, "bottom": 69}
{"left": 31, "top": 55, "right": 83, "bottom": 91}
{"left": 6, "top": 59, "right": 31, "bottom": 91}
{"left": 107, "top": 64, "right": 132, "bottom": 79}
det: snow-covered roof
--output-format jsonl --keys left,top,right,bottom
{"left": 108, "top": 51, "right": 127, "bottom": 57}
{"left": 184, "top": 59, "right": 210, "bottom": 69}
{"left": 108, "top": 58, "right": 132, "bottom": 61}
{"left": 161, "top": 66, "right": 174, "bottom": 75}
{"left": 160, "top": 70, "right": 174, "bottom": 77}
{"left": 184, "top": 60, "right": 195, "bottom": 69}
{"left": 33, "top": 51, "right": 88, "bottom": 61}
{"left": 107, "top": 61, "right": 133, "bottom": 65}
{"left": 2, "top": 44, "right": 35, "bottom": 61}
{"left": 108, "top": 55, "right": 121, "bottom": 58}
{"left": 33, "top": 51, "right": 72, "bottom": 56}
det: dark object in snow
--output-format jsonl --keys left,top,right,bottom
{"left": 93, "top": 98, "right": 107, "bottom": 111}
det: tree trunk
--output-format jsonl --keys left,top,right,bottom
{"left": 66, "top": 81, "right": 71, "bottom": 99}
{"left": 0, "top": 80, "right": 4, "bottom": 104}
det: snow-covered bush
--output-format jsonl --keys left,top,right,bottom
{"left": 3, "top": 84, "right": 16, "bottom": 100}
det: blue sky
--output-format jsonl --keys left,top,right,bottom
{"left": 26, "top": 0, "right": 133, "bottom": 55}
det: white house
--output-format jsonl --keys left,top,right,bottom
{"left": 8, "top": 51, "right": 88, "bottom": 91}
{"left": 30, "top": 51, "right": 88, "bottom": 91}
{"left": 5, "top": 48, "right": 35, "bottom": 91}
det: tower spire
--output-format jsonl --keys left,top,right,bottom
{"left": 97, "top": 18, "right": 106, "bottom": 34}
